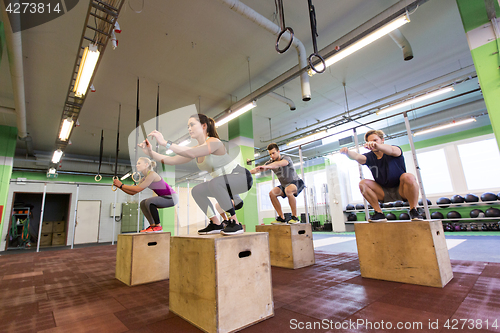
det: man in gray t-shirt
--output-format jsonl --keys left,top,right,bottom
{"left": 251, "top": 143, "right": 305, "bottom": 224}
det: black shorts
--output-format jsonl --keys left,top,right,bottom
{"left": 277, "top": 179, "right": 305, "bottom": 199}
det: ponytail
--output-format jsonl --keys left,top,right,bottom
{"left": 191, "top": 114, "right": 220, "bottom": 139}
{"left": 138, "top": 157, "right": 156, "bottom": 172}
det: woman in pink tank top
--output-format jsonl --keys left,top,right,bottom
{"left": 113, "top": 157, "right": 179, "bottom": 232}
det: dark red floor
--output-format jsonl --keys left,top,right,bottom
{"left": 0, "top": 246, "right": 499, "bottom": 332}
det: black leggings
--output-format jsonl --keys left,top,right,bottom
{"left": 140, "top": 194, "right": 179, "bottom": 225}
{"left": 192, "top": 166, "right": 252, "bottom": 218}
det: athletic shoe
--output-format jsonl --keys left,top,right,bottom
{"left": 409, "top": 208, "right": 424, "bottom": 221}
{"left": 198, "top": 222, "right": 224, "bottom": 234}
{"left": 289, "top": 216, "right": 300, "bottom": 224}
{"left": 271, "top": 216, "right": 288, "bottom": 225}
{"left": 221, "top": 220, "right": 244, "bottom": 235}
{"left": 152, "top": 225, "right": 163, "bottom": 232}
{"left": 368, "top": 212, "right": 387, "bottom": 223}
{"left": 221, "top": 220, "right": 229, "bottom": 228}
{"left": 140, "top": 226, "right": 153, "bottom": 233}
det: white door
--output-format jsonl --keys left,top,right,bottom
{"left": 75, "top": 200, "right": 101, "bottom": 244}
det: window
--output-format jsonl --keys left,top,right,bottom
{"left": 458, "top": 138, "right": 500, "bottom": 190}
{"left": 416, "top": 149, "right": 454, "bottom": 194}
{"left": 258, "top": 182, "right": 273, "bottom": 211}
{"left": 328, "top": 149, "right": 373, "bottom": 203}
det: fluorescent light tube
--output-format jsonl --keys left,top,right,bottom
{"left": 215, "top": 101, "right": 257, "bottom": 127}
{"left": 311, "top": 13, "right": 410, "bottom": 73}
{"left": 287, "top": 130, "right": 327, "bottom": 147}
{"left": 377, "top": 87, "right": 455, "bottom": 115}
{"left": 74, "top": 44, "right": 100, "bottom": 97}
{"left": 52, "top": 150, "right": 63, "bottom": 163}
{"left": 59, "top": 118, "right": 74, "bottom": 141}
{"left": 414, "top": 118, "right": 476, "bottom": 136}
{"left": 120, "top": 172, "right": 131, "bottom": 180}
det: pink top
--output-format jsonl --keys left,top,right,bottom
{"left": 148, "top": 178, "right": 175, "bottom": 196}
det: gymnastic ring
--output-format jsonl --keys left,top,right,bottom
{"left": 111, "top": 176, "right": 118, "bottom": 192}
{"left": 131, "top": 171, "right": 142, "bottom": 183}
{"left": 95, "top": 174, "right": 102, "bottom": 182}
{"left": 276, "top": 27, "right": 294, "bottom": 54}
{"left": 308, "top": 53, "right": 326, "bottom": 74}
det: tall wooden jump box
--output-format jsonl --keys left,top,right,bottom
{"left": 115, "top": 232, "right": 170, "bottom": 286}
{"left": 354, "top": 220, "right": 453, "bottom": 288}
{"left": 255, "top": 223, "right": 314, "bottom": 269}
{"left": 169, "top": 233, "right": 274, "bottom": 333}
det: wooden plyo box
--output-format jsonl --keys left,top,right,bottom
{"left": 52, "top": 221, "right": 65, "bottom": 233}
{"left": 51, "top": 232, "right": 66, "bottom": 246}
{"left": 40, "top": 233, "right": 52, "bottom": 246}
{"left": 115, "top": 232, "right": 170, "bottom": 286}
{"left": 41, "top": 221, "right": 53, "bottom": 234}
{"left": 255, "top": 223, "right": 315, "bottom": 269}
{"left": 354, "top": 220, "right": 453, "bottom": 288}
{"left": 169, "top": 233, "right": 274, "bottom": 333}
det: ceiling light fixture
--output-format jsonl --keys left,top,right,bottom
{"left": 74, "top": 44, "right": 100, "bottom": 97}
{"left": 59, "top": 118, "right": 74, "bottom": 141}
{"left": 215, "top": 101, "right": 257, "bottom": 127}
{"left": 287, "top": 130, "right": 327, "bottom": 147}
{"left": 120, "top": 172, "right": 131, "bottom": 180}
{"left": 51, "top": 150, "right": 63, "bottom": 163}
{"left": 377, "top": 87, "right": 455, "bottom": 115}
{"left": 309, "top": 13, "right": 410, "bottom": 75}
{"left": 413, "top": 118, "right": 476, "bottom": 136}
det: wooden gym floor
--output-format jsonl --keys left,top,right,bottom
{"left": 0, "top": 245, "right": 499, "bottom": 333}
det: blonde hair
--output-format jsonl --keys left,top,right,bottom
{"left": 138, "top": 157, "right": 157, "bottom": 172}
{"left": 364, "top": 130, "right": 385, "bottom": 142}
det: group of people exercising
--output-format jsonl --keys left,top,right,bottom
{"left": 112, "top": 114, "right": 424, "bottom": 235}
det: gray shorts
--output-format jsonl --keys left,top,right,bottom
{"left": 381, "top": 185, "right": 404, "bottom": 203}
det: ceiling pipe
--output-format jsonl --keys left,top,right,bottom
{"left": 1, "top": 4, "right": 35, "bottom": 157}
{"left": 268, "top": 92, "right": 296, "bottom": 111}
{"left": 388, "top": 29, "right": 413, "bottom": 61}
{"left": 1, "top": 5, "right": 28, "bottom": 139}
{"left": 217, "top": 0, "right": 311, "bottom": 101}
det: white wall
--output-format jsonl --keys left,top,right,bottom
{"left": 1, "top": 180, "right": 154, "bottom": 250}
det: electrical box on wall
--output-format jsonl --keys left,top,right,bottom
{"left": 110, "top": 203, "right": 122, "bottom": 217}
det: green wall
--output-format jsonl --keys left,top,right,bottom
{"left": 11, "top": 171, "right": 135, "bottom": 184}
{"left": 158, "top": 165, "right": 176, "bottom": 233}
{"left": 228, "top": 111, "right": 253, "bottom": 141}
{"left": 456, "top": 0, "right": 500, "bottom": 151}
{"left": 456, "top": 0, "right": 500, "bottom": 32}
{"left": 235, "top": 145, "right": 258, "bottom": 232}
{"left": 0, "top": 126, "right": 18, "bottom": 243}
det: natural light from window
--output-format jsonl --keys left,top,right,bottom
{"left": 458, "top": 138, "right": 500, "bottom": 190}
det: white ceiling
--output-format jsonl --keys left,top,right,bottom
{"left": 0, "top": 0, "right": 487, "bottom": 176}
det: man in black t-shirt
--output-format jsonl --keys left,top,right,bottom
{"left": 340, "top": 130, "right": 423, "bottom": 222}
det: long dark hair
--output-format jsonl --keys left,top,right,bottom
{"left": 190, "top": 114, "right": 220, "bottom": 139}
